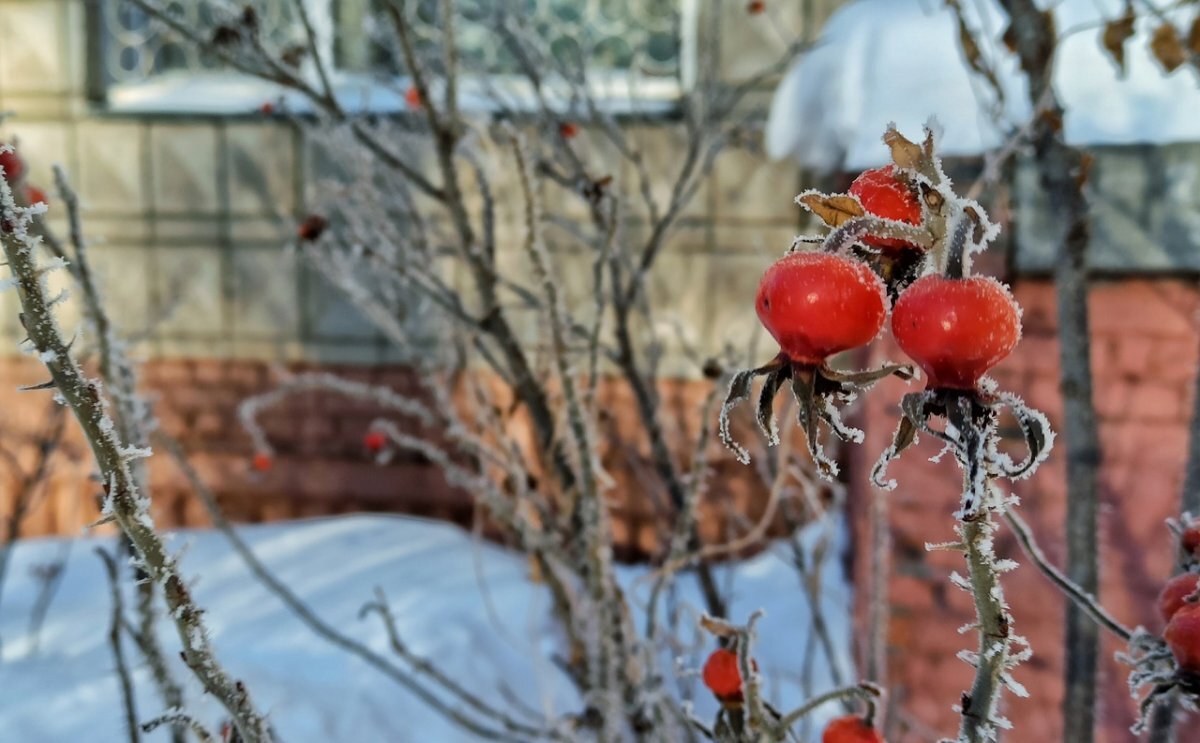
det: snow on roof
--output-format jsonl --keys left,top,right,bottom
{"left": 0, "top": 514, "right": 852, "bottom": 742}
{"left": 766, "top": 0, "right": 1200, "bottom": 172}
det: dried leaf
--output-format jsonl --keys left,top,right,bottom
{"left": 1151, "top": 23, "right": 1188, "bottom": 72}
{"left": 797, "top": 193, "right": 864, "bottom": 228}
{"left": 882, "top": 127, "right": 924, "bottom": 171}
{"left": 1101, "top": 10, "right": 1136, "bottom": 74}
{"left": 1189, "top": 15, "right": 1200, "bottom": 56}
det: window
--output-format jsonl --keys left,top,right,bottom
{"left": 97, "top": 0, "right": 688, "bottom": 114}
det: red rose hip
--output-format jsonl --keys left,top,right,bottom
{"left": 756, "top": 252, "right": 886, "bottom": 365}
{"left": 0, "top": 145, "right": 24, "bottom": 184}
{"left": 891, "top": 275, "right": 1020, "bottom": 389}
{"left": 363, "top": 431, "right": 386, "bottom": 453}
{"left": 1166, "top": 603, "right": 1200, "bottom": 673}
{"left": 252, "top": 452, "right": 273, "bottom": 472}
{"left": 848, "top": 165, "right": 922, "bottom": 251}
{"left": 1160, "top": 573, "right": 1200, "bottom": 623}
{"left": 823, "top": 714, "right": 885, "bottom": 743}
{"left": 702, "top": 648, "right": 754, "bottom": 702}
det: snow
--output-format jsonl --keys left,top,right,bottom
{"left": 766, "top": 0, "right": 1200, "bottom": 171}
{"left": 0, "top": 514, "right": 853, "bottom": 741}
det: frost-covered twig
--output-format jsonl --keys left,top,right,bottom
{"left": 1004, "top": 511, "right": 1132, "bottom": 642}
{"left": 140, "top": 713, "right": 215, "bottom": 743}
{"left": 776, "top": 682, "right": 881, "bottom": 732}
{"left": 96, "top": 547, "right": 140, "bottom": 743}
{"left": 0, "top": 170, "right": 273, "bottom": 743}
{"left": 154, "top": 432, "right": 560, "bottom": 742}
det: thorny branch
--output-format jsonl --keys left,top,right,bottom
{"left": 0, "top": 161, "right": 274, "bottom": 743}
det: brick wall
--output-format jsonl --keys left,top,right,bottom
{"left": 853, "top": 278, "right": 1200, "bottom": 741}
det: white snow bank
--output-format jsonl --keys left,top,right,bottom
{"left": 0, "top": 514, "right": 853, "bottom": 742}
{"left": 767, "top": 0, "right": 1200, "bottom": 171}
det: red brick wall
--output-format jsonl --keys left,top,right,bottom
{"left": 852, "top": 278, "right": 1200, "bottom": 741}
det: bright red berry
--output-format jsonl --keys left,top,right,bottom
{"left": 252, "top": 452, "right": 273, "bottom": 472}
{"left": 823, "top": 715, "right": 885, "bottom": 743}
{"left": 0, "top": 146, "right": 24, "bottom": 184}
{"left": 24, "top": 184, "right": 47, "bottom": 206}
{"left": 747, "top": 1, "right": 766, "bottom": 14}
{"left": 702, "top": 648, "right": 754, "bottom": 702}
{"left": 756, "top": 252, "right": 886, "bottom": 365}
{"left": 297, "top": 214, "right": 328, "bottom": 242}
{"left": 1165, "top": 603, "right": 1200, "bottom": 673}
{"left": 848, "top": 166, "right": 922, "bottom": 252}
{"left": 405, "top": 86, "right": 423, "bottom": 109}
{"left": 1159, "top": 573, "right": 1200, "bottom": 624}
{"left": 559, "top": 122, "right": 579, "bottom": 139}
{"left": 1182, "top": 523, "right": 1200, "bottom": 555}
{"left": 363, "top": 431, "right": 386, "bottom": 453}
{"left": 891, "top": 275, "right": 1020, "bottom": 389}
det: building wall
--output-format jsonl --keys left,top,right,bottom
{"left": 853, "top": 278, "right": 1200, "bottom": 741}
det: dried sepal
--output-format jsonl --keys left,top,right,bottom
{"left": 796, "top": 192, "right": 865, "bottom": 228}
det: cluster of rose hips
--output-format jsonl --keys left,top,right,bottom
{"left": 702, "top": 647, "right": 884, "bottom": 741}
{"left": 720, "top": 144, "right": 1040, "bottom": 500}
{"left": 1159, "top": 520, "right": 1200, "bottom": 684}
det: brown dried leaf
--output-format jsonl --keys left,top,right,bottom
{"left": 797, "top": 193, "right": 864, "bottom": 228}
{"left": 1151, "top": 23, "right": 1188, "bottom": 72}
{"left": 882, "top": 128, "right": 924, "bottom": 171}
{"left": 1101, "top": 10, "right": 1136, "bottom": 74}
{"left": 1189, "top": 15, "right": 1200, "bottom": 56}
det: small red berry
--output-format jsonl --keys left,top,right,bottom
{"left": 252, "top": 452, "right": 273, "bottom": 472}
{"left": 405, "top": 86, "right": 423, "bottom": 109}
{"left": 702, "top": 648, "right": 755, "bottom": 702}
{"left": 363, "top": 431, "right": 387, "bottom": 453}
{"left": 258, "top": 101, "right": 276, "bottom": 116}
{"left": 1182, "top": 523, "right": 1200, "bottom": 555}
{"left": 891, "top": 275, "right": 1020, "bottom": 389}
{"left": 1159, "top": 573, "right": 1200, "bottom": 623}
{"left": 559, "top": 122, "right": 579, "bottom": 139}
{"left": 746, "top": 0, "right": 766, "bottom": 14}
{"left": 0, "top": 145, "right": 24, "bottom": 184}
{"left": 297, "top": 214, "right": 328, "bottom": 242}
{"left": 848, "top": 166, "right": 923, "bottom": 252}
{"left": 24, "top": 184, "right": 47, "bottom": 206}
{"left": 756, "top": 252, "right": 886, "bottom": 365}
{"left": 823, "top": 715, "right": 885, "bottom": 743}
{"left": 1165, "top": 603, "right": 1200, "bottom": 673}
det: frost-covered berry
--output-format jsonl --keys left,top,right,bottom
{"left": 252, "top": 452, "right": 273, "bottom": 472}
{"left": 1159, "top": 573, "right": 1200, "bottom": 624}
{"left": 848, "top": 165, "right": 922, "bottom": 252}
{"left": 822, "top": 714, "right": 885, "bottom": 743}
{"left": 1182, "top": 523, "right": 1200, "bottom": 555}
{"left": 756, "top": 251, "right": 887, "bottom": 365}
{"left": 405, "top": 86, "right": 423, "bottom": 110}
{"left": 0, "top": 145, "right": 24, "bottom": 184}
{"left": 1165, "top": 603, "right": 1200, "bottom": 673}
{"left": 891, "top": 275, "right": 1020, "bottom": 389}
{"left": 702, "top": 648, "right": 754, "bottom": 702}
{"left": 24, "top": 185, "right": 47, "bottom": 207}
{"left": 297, "top": 214, "right": 327, "bottom": 242}
{"left": 363, "top": 431, "right": 386, "bottom": 453}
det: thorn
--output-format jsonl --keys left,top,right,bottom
{"left": 19, "top": 379, "right": 56, "bottom": 391}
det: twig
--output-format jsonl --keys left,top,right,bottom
{"left": 0, "top": 170, "right": 274, "bottom": 743}
{"left": 96, "top": 547, "right": 141, "bottom": 743}
{"left": 1004, "top": 511, "right": 1132, "bottom": 641}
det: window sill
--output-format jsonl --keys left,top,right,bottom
{"left": 102, "top": 71, "right": 683, "bottom": 119}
